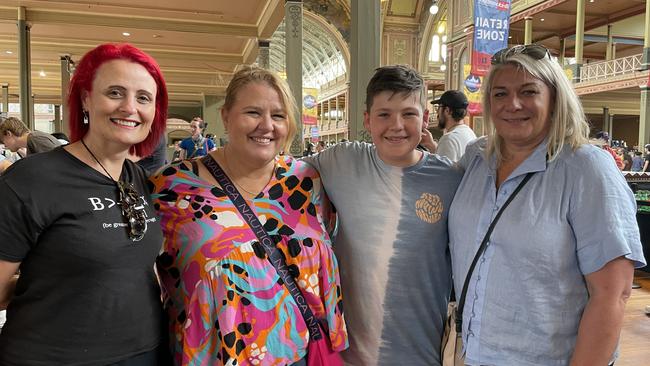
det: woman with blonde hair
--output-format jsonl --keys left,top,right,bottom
{"left": 448, "top": 45, "right": 645, "bottom": 365}
{"left": 150, "top": 66, "right": 347, "bottom": 365}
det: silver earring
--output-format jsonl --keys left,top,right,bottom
{"left": 83, "top": 111, "right": 89, "bottom": 125}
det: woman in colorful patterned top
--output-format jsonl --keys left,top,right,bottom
{"left": 150, "top": 66, "right": 347, "bottom": 366}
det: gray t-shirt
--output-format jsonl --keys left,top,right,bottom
{"left": 304, "top": 142, "right": 463, "bottom": 366}
{"left": 436, "top": 124, "right": 477, "bottom": 163}
{"left": 26, "top": 130, "right": 61, "bottom": 155}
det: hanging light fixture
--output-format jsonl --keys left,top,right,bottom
{"left": 429, "top": 1, "right": 439, "bottom": 15}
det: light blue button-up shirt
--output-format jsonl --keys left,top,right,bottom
{"left": 449, "top": 137, "right": 646, "bottom": 366}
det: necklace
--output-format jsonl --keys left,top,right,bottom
{"left": 81, "top": 138, "right": 117, "bottom": 181}
{"left": 80, "top": 139, "right": 148, "bottom": 241}
{"left": 222, "top": 148, "right": 276, "bottom": 196}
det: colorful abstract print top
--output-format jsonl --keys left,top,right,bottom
{"left": 150, "top": 156, "right": 347, "bottom": 366}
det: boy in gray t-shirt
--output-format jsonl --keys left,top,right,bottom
{"left": 304, "top": 65, "right": 463, "bottom": 366}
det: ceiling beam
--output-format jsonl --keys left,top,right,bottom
{"left": 558, "top": 3, "right": 646, "bottom": 39}
{"left": 0, "top": 37, "right": 243, "bottom": 64}
{"left": 0, "top": 8, "right": 260, "bottom": 37}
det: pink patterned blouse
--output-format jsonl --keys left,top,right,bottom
{"left": 150, "top": 155, "right": 347, "bottom": 366}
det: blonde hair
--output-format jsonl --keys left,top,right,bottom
{"left": 223, "top": 66, "right": 298, "bottom": 151}
{"left": 482, "top": 52, "right": 590, "bottom": 164}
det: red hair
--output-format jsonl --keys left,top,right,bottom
{"left": 68, "top": 43, "right": 168, "bottom": 157}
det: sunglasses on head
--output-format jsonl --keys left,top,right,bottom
{"left": 117, "top": 180, "right": 148, "bottom": 242}
{"left": 491, "top": 44, "right": 551, "bottom": 65}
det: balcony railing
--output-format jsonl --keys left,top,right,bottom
{"left": 579, "top": 54, "right": 642, "bottom": 83}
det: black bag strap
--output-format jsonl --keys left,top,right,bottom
{"left": 201, "top": 154, "right": 324, "bottom": 341}
{"left": 455, "top": 172, "right": 534, "bottom": 332}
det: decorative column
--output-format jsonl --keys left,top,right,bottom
{"left": 344, "top": 86, "right": 350, "bottom": 139}
{"left": 335, "top": 94, "right": 340, "bottom": 130}
{"left": 606, "top": 24, "right": 613, "bottom": 60}
{"left": 18, "top": 7, "right": 33, "bottom": 129}
{"left": 602, "top": 107, "right": 610, "bottom": 135}
{"left": 350, "top": 0, "right": 380, "bottom": 141}
{"left": 1, "top": 84, "right": 8, "bottom": 115}
{"left": 327, "top": 98, "right": 332, "bottom": 130}
{"left": 60, "top": 55, "right": 72, "bottom": 135}
{"left": 639, "top": 88, "right": 650, "bottom": 147}
{"left": 257, "top": 40, "right": 270, "bottom": 69}
{"left": 285, "top": 0, "right": 303, "bottom": 155}
{"left": 524, "top": 17, "right": 533, "bottom": 45}
{"left": 559, "top": 38, "right": 566, "bottom": 65}
{"left": 567, "top": 0, "right": 586, "bottom": 82}
{"left": 54, "top": 105, "right": 61, "bottom": 132}
{"left": 643, "top": 0, "right": 650, "bottom": 68}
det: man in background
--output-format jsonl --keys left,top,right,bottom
{"left": 429, "top": 90, "right": 476, "bottom": 162}
{"left": 0, "top": 116, "right": 61, "bottom": 157}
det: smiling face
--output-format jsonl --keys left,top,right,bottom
{"left": 82, "top": 59, "right": 157, "bottom": 150}
{"left": 189, "top": 119, "right": 203, "bottom": 138}
{"left": 221, "top": 81, "right": 288, "bottom": 166}
{"left": 489, "top": 65, "right": 554, "bottom": 153}
{"left": 364, "top": 90, "right": 428, "bottom": 167}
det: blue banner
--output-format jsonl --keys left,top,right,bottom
{"left": 472, "top": 0, "right": 511, "bottom": 76}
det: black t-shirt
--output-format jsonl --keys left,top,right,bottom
{"left": 0, "top": 147, "right": 165, "bottom": 366}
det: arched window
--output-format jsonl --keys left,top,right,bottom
{"left": 429, "top": 35, "right": 441, "bottom": 62}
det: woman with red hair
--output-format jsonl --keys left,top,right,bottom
{"left": 0, "top": 43, "right": 170, "bottom": 365}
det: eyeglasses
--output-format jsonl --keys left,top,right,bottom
{"left": 491, "top": 44, "right": 551, "bottom": 65}
{"left": 117, "top": 181, "right": 148, "bottom": 242}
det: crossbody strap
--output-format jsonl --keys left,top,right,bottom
{"left": 201, "top": 154, "right": 324, "bottom": 341}
{"left": 455, "top": 172, "right": 534, "bottom": 332}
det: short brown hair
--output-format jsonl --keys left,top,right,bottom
{"left": 0, "top": 116, "right": 29, "bottom": 138}
{"left": 366, "top": 65, "right": 426, "bottom": 112}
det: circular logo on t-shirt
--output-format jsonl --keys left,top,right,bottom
{"left": 415, "top": 193, "right": 443, "bottom": 224}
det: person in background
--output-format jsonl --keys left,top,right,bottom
{"left": 595, "top": 131, "right": 624, "bottom": 170}
{"left": 316, "top": 140, "right": 326, "bottom": 153}
{"left": 428, "top": 90, "right": 477, "bottom": 162}
{"left": 619, "top": 147, "right": 632, "bottom": 171}
{"left": 303, "top": 141, "right": 315, "bottom": 156}
{"left": 0, "top": 116, "right": 61, "bottom": 157}
{"left": 449, "top": 44, "right": 645, "bottom": 366}
{"left": 179, "top": 117, "right": 215, "bottom": 159}
{"left": 632, "top": 150, "right": 644, "bottom": 172}
{"left": 304, "top": 65, "right": 462, "bottom": 366}
{"left": 643, "top": 144, "right": 650, "bottom": 172}
{"left": 150, "top": 66, "right": 347, "bottom": 365}
{"left": 0, "top": 43, "right": 170, "bottom": 365}
{"left": 171, "top": 140, "right": 182, "bottom": 162}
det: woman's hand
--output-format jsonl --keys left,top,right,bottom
{"left": 0, "top": 260, "right": 20, "bottom": 310}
